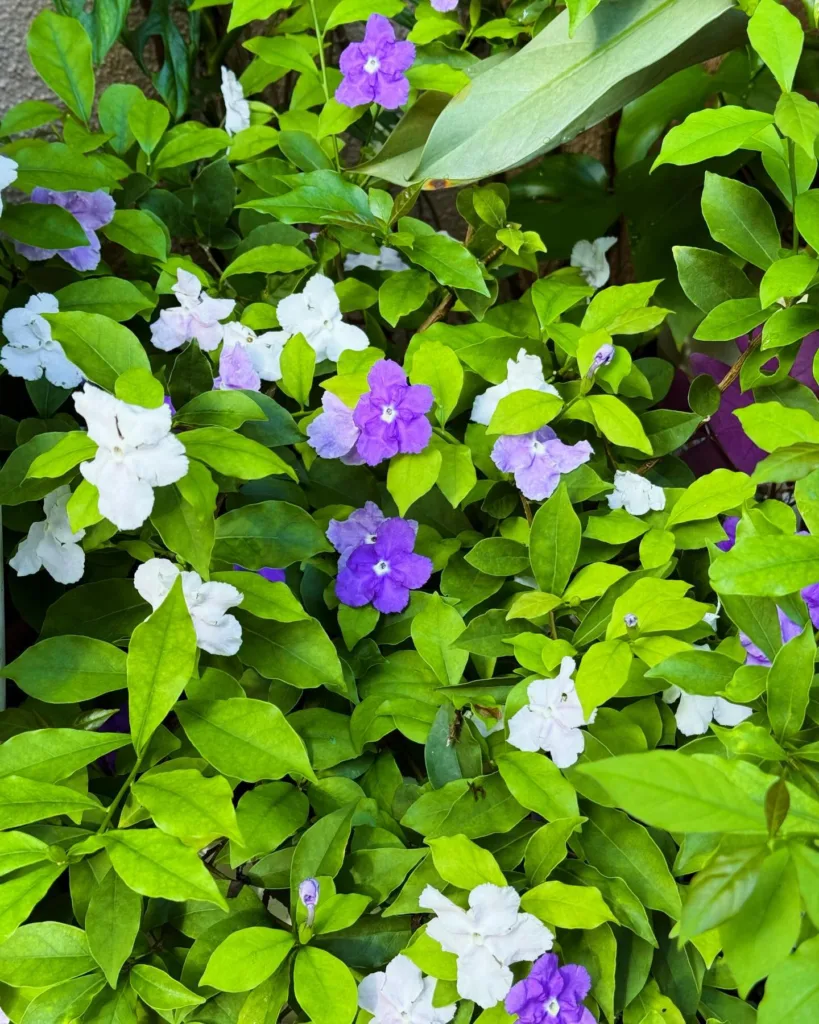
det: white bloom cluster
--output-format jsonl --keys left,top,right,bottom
{"left": 344, "top": 246, "right": 407, "bottom": 272}
{"left": 10, "top": 486, "right": 85, "bottom": 585}
{"left": 570, "top": 235, "right": 617, "bottom": 289}
{"left": 663, "top": 685, "right": 752, "bottom": 736}
{"left": 607, "top": 470, "right": 666, "bottom": 516}
{"left": 220, "top": 321, "right": 289, "bottom": 382}
{"left": 358, "top": 954, "right": 456, "bottom": 1024}
{"left": 277, "top": 273, "right": 369, "bottom": 363}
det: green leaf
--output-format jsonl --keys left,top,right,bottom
{"left": 529, "top": 483, "right": 581, "bottom": 596}
{"left": 228, "top": 0, "right": 294, "bottom": 30}
{"left": 201, "top": 926, "right": 295, "bottom": 992}
{"left": 86, "top": 866, "right": 141, "bottom": 988}
{"left": 379, "top": 270, "right": 430, "bottom": 327}
{"left": 735, "top": 403, "right": 819, "bottom": 451}
{"left": 153, "top": 128, "right": 231, "bottom": 170}
{"left": 133, "top": 768, "right": 242, "bottom": 842}
{"left": 1, "top": 636, "right": 126, "bottom": 703}
{"left": 525, "top": 818, "right": 584, "bottom": 885}
{"left": 128, "top": 97, "right": 170, "bottom": 155}
{"left": 13, "top": 144, "right": 118, "bottom": 193}
{"left": 11, "top": 972, "right": 104, "bottom": 1022}
{"left": 0, "top": 922, "right": 94, "bottom": 986}
{"left": 279, "top": 333, "right": 316, "bottom": 409}
{"left": 213, "top": 500, "right": 330, "bottom": 569}
{"left": 521, "top": 880, "right": 615, "bottom": 929}
{"left": 758, "top": 934, "right": 819, "bottom": 1024}
{"left": 294, "top": 946, "right": 358, "bottom": 1024}
{"left": 760, "top": 254, "right": 818, "bottom": 308}
{"left": 673, "top": 245, "right": 755, "bottom": 313}
{"left": 388, "top": 448, "right": 443, "bottom": 515}
{"left": 487, "top": 389, "right": 563, "bottom": 435}
{"left": 410, "top": 341, "right": 463, "bottom": 424}
{"left": 174, "top": 390, "right": 267, "bottom": 430}
{"left": 437, "top": 444, "right": 477, "bottom": 508}
{"left": 248, "top": 171, "right": 376, "bottom": 230}
{"left": 0, "top": 775, "right": 98, "bottom": 829}
{"left": 102, "top": 210, "right": 168, "bottom": 261}
{"left": 586, "top": 395, "right": 652, "bottom": 453}
{"left": 181, "top": 427, "right": 297, "bottom": 481}
{"left": 411, "top": 593, "right": 467, "bottom": 686}
{"left": 233, "top": 782, "right": 308, "bottom": 865}
{"left": 0, "top": 728, "right": 130, "bottom": 783}
{"left": 645, "top": 649, "right": 737, "bottom": 696}
{"left": 575, "top": 640, "right": 632, "bottom": 717}
{"left": 27, "top": 431, "right": 97, "bottom": 479}
{"left": 128, "top": 575, "right": 197, "bottom": 756}
{"left": 0, "top": 99, "right": 61, "bottom": 136}
{"left": 26, "top": 10, "right": 94, "bottom": 124}
{"left": 404, "top": 233, "right": 489, "bottom": 296}
{"left": 701, "top": 171, "right": 781, "bottom": 270}
{"left": 244, "top": 35, "right": 318, "bottom": 76}
{"left": 325, "top": 0, "right": 404, "bottom": 30}
{"left": 0, "top": 202, "right": 88, "bottom": 249}
{"left": 55, "top": 277, "right": 155, "bottom": 321}
{"left": 572, "top": 751, "right": 766, "bottom": 832}
{"left": 44, "top": 313, "right": 150, "bottom": 391}
{"left": 768, "top": 624, "right": 815, "bottom": 742}
{"left": 222, "top": 244, "right": 314, "bottom": 279}
{"left": 693, "top": 298, "right": 771, "bottom": 341}
{"left": 0, "top": 832, "right": 52, "bottom": 877}
{"left": 0, "top": 863, "right": 65, "bottom": 945}
{"left": 666, "top": 468, "right": 754, "bottom": 527}
{"left": 104, "top": 828, "right": 227, "bottom": 908}
{"left": 465, "top": 538, "right": 530, "bottom": 577}
{"left": 427, "top": 835, "right": 506, "bottom": 889}
{"left": 151, "top": 461, "right": 217, "bottom": 578}
{"left": 176, "top": 698, "right": 316, "bottom": 782}
{"left": 710, "top": 534, "right": 819, "bottom": 596}
{"left": 775, "top": 91, "right": 819, "bottom": 157}
{"left": 748, "top": 0, "right": 803, "bottom": 93}
{"left": 238, "top": 615, "right": 345, "bottom": 693}
{"left": 497, "top": 751, "right": 580, "bottom": 821}
{"left": 653, "top": 105, "right": 772, "bottom": 168}
{"left": 212, "top": 571, "right": 309, "bottom": 622}
{"left": 129, "top": 964, "right": 204, "bottom": 1011}
{"left": 401, "top": 772, "right": 527, "bottom": 839}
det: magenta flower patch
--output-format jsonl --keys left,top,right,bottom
{"left": 353, "top": 359, "right": 433, "bottom": 465}
{"left": 491, "top": 427, "right": 593, "bottom": 501}
{"left": 336, "top": 15, "right": 415, "bottom": 111}
{"left": 16, "top": 188, "right": 115, "bottom": 272}
{"left": 505, "top": 954, "right": 594, "bottom": 1024}
{"left": 335, "top": 515, "right": 432, "bottom": 614}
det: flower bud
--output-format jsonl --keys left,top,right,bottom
{"left": 299, "top": 877, "right": 320, "bottom": 926}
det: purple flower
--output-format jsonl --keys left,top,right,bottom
{"left": 233, "top": 564, "right": 286, "bottom": 583}
{"left": 214, "top": 342, "right": 260, "bottom": 391}
{"left": 353, "top": 359, "right": 433, "bottom": 466}
{"left": 431, "top": 0, "right": 459, "bottom": 9}
{"left": 716, "top": 515, "right": 738, "bottom": 552}
{"left": 97, "top": 707, "right": 130, "bottom": 775}
{"left": 505, "top": 954, "right": 594, "bottom": 1024}
{"left": 299, "top": 877, "right": 320, "bottom": 926}
{"left": 163, "top": 396, "right": 176, "bottom": 416}
{"left": 336, "top": 517, "right": 432, "bottom": 614}
{"left": 336, "top": 15, "right": 415, "bottom": 111}
{"left": 306, "top": 391, "right": 363, "bottom": 463}
{"left": 327, "top": 501, "right": 389, "bottom": 569}
{"left": 588, "top": 343, "right": 615, "bottom": 377}
{"left": 491, "top": 427, "right": 593, "bottom": 502}
{"left": 15, "top": 189, "right": 115, "bottom": 272}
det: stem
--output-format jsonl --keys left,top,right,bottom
{"left": 519, "top": 491, "right": 533, "bottom": 526}
{"left": 97, "top": 754, "right": 143, "bottom": 834}
{"left": 788, "top": 138, "right": 800, "bottom": 252}
{"left": 310, "top": 0, "right": 341, "bottom": 171}
{"left": 418, "top": 292, "right": 454, "bottom": 332}
{"left": 548, "top": 612, "right": 558, "bottom": 640}
{"left": 717, "top": 334, "right": 760, "bottom": 393}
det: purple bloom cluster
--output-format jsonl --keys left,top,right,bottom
{"left": 336, "top": 15, "right": 415, "bottom": 110}
{"left": 329, "top": 502, "right": 432, "bottom": 614}
{"left": 492, "top": 427, "right": 593, "bottom": 502}
{"left": 16, "top": 188, "right": 115, "bottom": 272}
{"left": 505, "top": 954, "right": 594, "bottom": 1024}
{"left": 307, "top": 359, "right": 433, "bottom": 467}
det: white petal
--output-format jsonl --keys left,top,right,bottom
{"left": 323, "top": 320, "right": 369, "bottom": 362}
{"left": 488, "top": 913, "right": 553, "bottom": 967}
{"left": 673, "top": 692, "right": 716, "bottom": 736}
{"left": 134, "top": 558, "right": 180, "bottom": 609}
{"left": 186, "top": 578, "right": 243, "bottom": 622}
{"left": 468, "top": 883, "right": 520, "bottom": 935}
{"left": 507, "top": 707, "right": 545, "bottom": 752}
{"left": 115, "top": 399, "right": 174, "bottom": 449}
{"left": 26, "top": 293, "right": 59, "bottom": 317}
{"left": 304, "top": 273, "right": 341, "bottom": 320}
{"left": 73, "top": 385, "right": 123, "bottom": 449}
{"left": 419, "top": 886, "right": 474, "bottom": 956}
{"left": 36, "top": 531, "right": 85, "bottom": 585}
{"left": 546, "top": 723, "right": 586, "bottom": 769}
{"left": 382, "top": 955, "right": 425, "bottom": 1011}
{"left": 250, "top": 331, "right": 288, "bottom": 381}
{"left": 172, "top": 269, "right": 202, "bottom": 306}
{"left": 41, "top": 344, "right": 83, "bottom": 389}
{"left": 713, "top": 697, "right": 753, "bottom": 728}
{"left": 0, "top": 155, "right": 18, "bottom": 191}
{"left": 9, "top": 522, "right": 46, "bottom": 577}
{"left": 0, "top": 344, "right": 45, "bottom": 381}
{"left": 88, "top": 458, "right": 156, "bottom": 530}
{"left": 455, "top": 945, "right": 513, "bottom": 1009}
{"left": 151, "top": 309, "right": 190, "bottom": 352}
{"left": 192, "top": 612, "right": 242, "bottom": 656}
{"left": 276, "top": 292, "right": 309, "bottom": 338}
{"left": 358, "top": 971, "right": 386, "bottom": 1015}
{"left": 126, "top": 434, "right": 188, "bottom": 487}
{"left": 662, "top": 685, "right": 682, "bottom": 705}
{"left": 607, "top": 470, "right": 665, "bottom": 516}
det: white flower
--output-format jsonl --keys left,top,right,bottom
{"left": 507, "top": 657, "right": 595, "bottom": 769}
{"left": 467, "top": 708, "right": 504, "bottom": 737}
{"left": 358, "top": 955, "right": 456, "bottom": 1024}
{"left": 344, "top": 247, "right": 408, "bottom": 273}
{"left": 9, "top": 485, "right": 85, "bottom": 585}
{"left": 134, "top": 558, "right": 244, "bottom": 655}
{"left": 419, "top": 884, "right": 553, "bottom": 1009}
{"left": 150, "top": 269, "right": 235, "bottom": 352}
{"left": 571, "top": 236, "right": 617, "bottom": 289}
{"left": 73, "top": 384, "right": 189, "bottom": 531}
{"left": 662, "top": 685, "right": 752, "bottom": 737}
{"left": 1, "top": 294, "right": 83, "bottom": 388}
{"left": 277, "top": 273, "right": 369, "bottom": 363}
{"left": 470, "top": 348, "right": 560, "bottom": 426}
{"left": 222, "top": 320, "right": 288, "bottom": 381}
{"left": 221, "top": 66, "right": 251, "bottom": 137}
{"left": 606, "top": 470, "right": 666, "bottom": 516}
{"left": 0, "top": 155, "right": 17, "bottom": 216}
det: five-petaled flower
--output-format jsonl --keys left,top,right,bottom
{"left": 492, "top": 427, "right": 592, "bottom": 502}
{"left": 570, "top": 236, "right": 617, "bottom": 289}
{"left": 221, "top": 66, "right": 251, "bottom": 136}
{"left": 220, "top": 321, "right": 288, "bottom": 383}
{"left": 151, "top": 268, "right": 236, "bottom": 353}
{"left": 10, "top": 485, "right": 85, "bottom": 585}
{"left": 419, "top": 883, "right": 553, "bottom": 1009}
{"left": 1, "top": 293, "right": 83, "bottom": 388}
{"left": 135, "top": 558, "right": 244, "bottom": 656}
{"left": 471, "top": 348, "right": 560, "bottom": 426}
{"left": 507, "top": 656, "right": 595, "bottom": 768}
{"left": 607, "top": 469, "right": 665, "bottom": 516}
{"left": 327, "top": 501, "right": 387, "bottom": 569}
{"left": 353, "top": 359, "right": 433, "bottom": 465}
{"left": 336, "top": 14, "right": 415, "bottom": 111}
{"left": 505, "top": 954, "right": 595, "bottom": 1024}
{"left": 662, "top": 684, "right": 752, "bottom": 737}
{"left": 277, "top": 274, "right": 369, "bottom": 363}
{"left": 358, "top": 954, "right": 457, "bottom": 1024}
{"left": 16, "top": 188, "right": 115, "bottom": 272}
{"left": 335, "top": 515, "right": 432, "bottom": 614}
{"left": 73, "top": 384, "right": 189, "bottom": 531}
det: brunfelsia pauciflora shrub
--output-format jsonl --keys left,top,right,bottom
{"left": 0, "top": 0, "right": 819, "bottom": 1021}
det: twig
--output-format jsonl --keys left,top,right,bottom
{"left": 418, "top": 292, "right": 454, "bottom": 333}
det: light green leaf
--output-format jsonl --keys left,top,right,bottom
{"left": 1, "top": 636, "right": 127, "bottom": 703}
{"left": 181, "top": 426, "right": 297, "bottom": 481}
{"left": 86, "top": 866, "right": 141, "bottom": 988}
{"left": 279, "top": 333, "right": 316, "bottom": 409}
{"left": 521, "top": 880, "right": 615, "bottom": 929}
{"left": 0, "top": 922, "right": 94, "bottom": 986}
{"left": 748, "top": 0, "right": 803, "bottom": 93}
{"left": 26, "top": 11, "right": 94, "bottom": 124}
{"left": 133, "top": 768, "right": 242, "bottom": 843}
{"left": 653, "top": 105, "right": 772, "bottom": 168}
{"left": 201, "top": 927, "right": 295, "bottom": 992}
{"left": 294, "top": 946, "right": 358, "bottom": 1024}
{"left": 487, "top": 389, "right": 563, "bottom": 435}
{"left": 410, "top": 341, "right": 463, "bottom": 424}
{"left": 427, "top": 835, "right": 506, "bottom": 889}
{"left": 44, "top": 313, "right": 150, "bottom": 391}
{"left": 701, "top": 171, "right": 781, "bottom": 270}
{"left": 388, "top": 447, "right": 443, "bottom": 516}
{"left": 222, "top": 244, "right": 314, "bottom": 279}
{"left": 529, "top": 483, "right": 581, "bottom": 596}
{"left": 575, "top": 640, "right": 632, "bottom": 717}
{"left": 768, "top": 624, "right": 815, "bottom": 742}
{"left": 586, "top": 394, "right": 652, "bottom": 453}
{"left": 379, "top": 270, "right": 430, "bottom": 327}
{"left": 666, "top": 468, "right": 754, "bottom": 526}
{"left": 497, "top": 751, "right": 580, "bottom": 821}
{"left": 411, "top": 593, "right": 467, "bottom": 686}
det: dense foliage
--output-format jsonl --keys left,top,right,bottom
{"left": 1, "top": 0, "right": 819, "bottom": 1022}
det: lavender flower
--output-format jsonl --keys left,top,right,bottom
{"left": 587, "top": 343, "right": 615, "bottom": 377}
{"left": 336, "top": 15, "right": 415, "bottom": 111}
{"left": 716, "top": 515, "right": 738, "bottom": 552}
{"left": 163, "top": 396, "right": 176, "bottom": 416}
{"left": 505, "top": 954, "right": 594, "bottom": 1024}
{"left": 623, "top": 613, "right": 639, "bottom": 630}
{"left": 327, "top": 501, "right": 388, "bottom": 569}
{"left": 233, "top": 564, "right": 286, "bottom": 583}
{"left": 213, "top": 342, "right": 261, "bottom": 391}
{"left": 299, "top": 877, "right": 320, "bottom": 926}
{"left": 353, "top": 359, "right": 433, "bottom": 466}
{"left": 306, "top": 392, "right": 363, "bottom": 463}
{"left": 431, "top": 0, "right": 459, "bottom": 9}
{"left": 491, "top": 427, "right": 593, "bottom": 502}
{"left": 336, "top": 516, "right": 432, "bottom": 614}
{"left": 16, "top": 188, "right": 115, "bottom": 272}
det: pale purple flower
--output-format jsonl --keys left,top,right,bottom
{"left": 233, "top": 564, "right": 286, "bottom": 583}
{"left": 336, "top": 15, "right": 415, "bottom": 111}
{"left": 505, "top": 954, "right": 594, "bottom": 1024}
{"left": 431, "top": 0, "right": 459, "bottom": 9}
{"left": 163, "top": 396, "right": 176, "bottom": 416}
{"left": 587, "top": 343, "right": 615, "bottom": 377}
{"left": 15, "top": 188, "right": 115, "bottom": 271}
{"left": 327, "top": 501, "right": 388, "bottom": 569}
{"left": 299, "top": 877, "right": 320, "bottom": 926}
{"left": 214, "top": 342, "right": 260, "bottom": 391}
{"left": 306, "top": 391, "right": 363, "bottom": 463}
{"left": 336, "top": 517, "right": 432, "bottom": 614}
{"left": 491, "top": 427, "right": 593, "bottom": 502}
{"left": 353, "top": 359, "right": 433, "bottom": 466}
